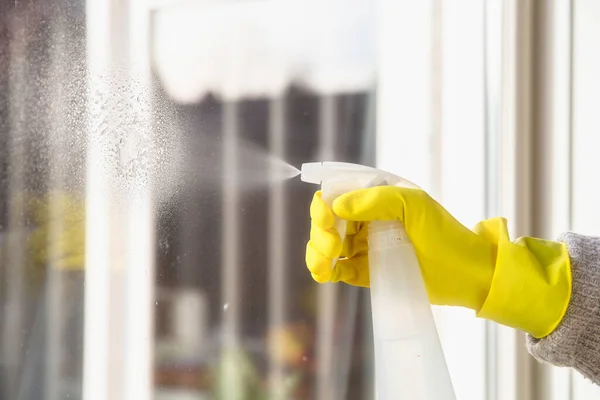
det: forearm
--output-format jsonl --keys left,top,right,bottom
{"left": 527, "top": 233, "right": 600, "bottom": 384}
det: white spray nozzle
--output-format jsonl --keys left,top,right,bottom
{"left": 300, "top": 162, "right": 325, "bottom": 184}
{"left": 301, "top": 161, "right": 419, "bottom": 189}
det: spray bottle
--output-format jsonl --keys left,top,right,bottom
{"left": 301, "top": 161, "right": 456, "bottom": 400}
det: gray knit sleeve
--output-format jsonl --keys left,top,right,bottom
{"left": 526, "top": 232, "right": 600, "bottom": 384}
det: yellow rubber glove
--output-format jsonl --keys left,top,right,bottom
{"left": 306, "top": 187, "right": 572, "bottom": 338}
{"left": 27, "top": 192, "right": 85, "bottom": 271}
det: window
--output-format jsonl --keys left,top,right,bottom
{"left": 1, "top": 0, "right": 598, "bottom": 399}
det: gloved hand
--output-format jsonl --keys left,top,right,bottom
{"left": 27, "top": 192, "right": 85, "bottom": 272}
{"left": 306, "top": 186, "right": 572, "bottom": 338}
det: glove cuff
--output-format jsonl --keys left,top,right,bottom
{"left": 527, "top": 233, "right": 600, "bottom": 384}
{"left": 475, "top": 218, "right": 572, "bottom": 338}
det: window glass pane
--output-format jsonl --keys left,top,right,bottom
{"left": 0, "top": 0, "right": 378, "bottom": 399}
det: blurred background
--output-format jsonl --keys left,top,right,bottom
{"left": 0, "top": 0, "right": 598, "bottom": 399}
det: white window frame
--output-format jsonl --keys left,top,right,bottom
{"left": 84, "top": 1, "right": 155, "bottom": 399}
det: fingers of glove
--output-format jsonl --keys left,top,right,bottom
{"left": 310, "top": 220, "right": 366, "bottom": 260}
{"left": 311, "top": 190, "right": 361, "bottom": 234}
{"left": 306, "top": 241, "right": 333, "bottom": 283}
{"left": 331, "top": 255, "right": 370, "bottom": 287}
{"left": 341, "top": 227, "right": 368, "bottom": 258}
{"left": 344, "top": 220, "right": 362, "bottom": 235}
{"left": 309, "top": 222, "right": 342, "bottom": 259}
{"left": 310, "top": 191, "right": 335, "bottom": 230}
{"left": 333, "top": 186, "right": 425, "bottom": 222}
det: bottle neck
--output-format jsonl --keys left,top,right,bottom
{"left": 368, "top": 220, "right": 404, "bottom": 234}
{"left": 368, "top": 220, "right": 411, "bottom": 250}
